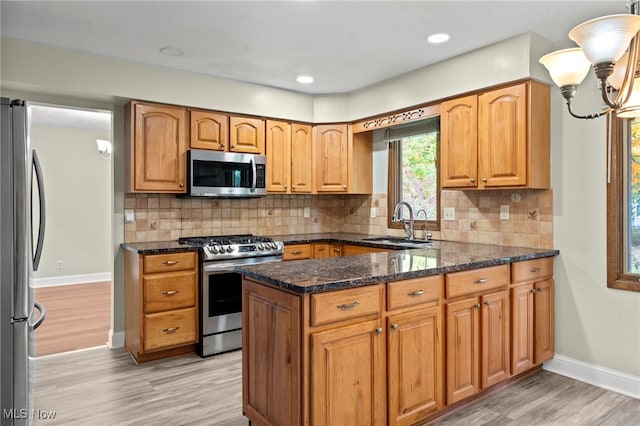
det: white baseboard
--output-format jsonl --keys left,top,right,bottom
{"left": 108, "top": 329, "right": 125, "bottom": 349}
{"left": 32, "top": 272, "right": 112, "bottom": 288}
{"left": 543, "top": 354, "right": 640, "bottom": 399}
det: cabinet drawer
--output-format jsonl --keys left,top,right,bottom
{"left": 143, "top": 271, "right": 197, "bottom": 314}
{"left": 283, "top": 244, "right": 312, "bottom": 261}
{"left": 143, "top": 251, "right": 197, "bottom": 274}
{"left": 311, "top": 285, "right": 382, "bottom": 327}
{"left": 387, "top": 275, "right": 442, "bottom": 311}
{"left": 143, "top": 307, "right": 197, "bottom": 352}
{"left": 446, "top": 265, "right": 508, "bottom": 299}
{"left": 511, "top": 257, "right": 553, "bottom": 283}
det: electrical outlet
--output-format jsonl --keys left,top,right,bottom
{"left": 500, "top": 205, "right": 510, "bottom": 220}
{"left": 443, "top": 207, "right": 455, "bottom": 221}
{"left": 370, "top": 207, "right": 377, "bottom": 218}
{"left": 56, "top": 260, "right": 63, "bottom": 270}
{"left": 124, "top": 209, "right": 135, "bottom": 223}
{"left": 303, "top": 207, "right": 310, "bottom": 218}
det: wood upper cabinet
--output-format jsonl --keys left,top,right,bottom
{"left": 126, "top": 101, "right": 188, "bottom": 193}
{"left": 441, "top": 95, "right": 478, "bottom": 188}
{"left": 189, "top": 109, "right": 228, "bottom": 150}
{"left": 266, "top": 120, "right": 313, "bottom": 194}
{"left": 315, "top": 124, "right": 372, "bottom": 194}
{"left": 311, "top": 319, "right": 386, "bottom": 426}
{"left": 441, "top": 80, "right": 550, "bottom": 190}
{"left": 229, "top": 116, "right": 265, "bottom": 154}
{"left": 387, "top": 306, "right": 443, "bottom": 426}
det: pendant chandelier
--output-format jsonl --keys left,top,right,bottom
{"left": 539, "top": 1, "right": 640, "bottom": 119}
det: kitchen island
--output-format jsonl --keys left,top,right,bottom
{"left": 237, "top": 240, "right": 558, "bottom": 426}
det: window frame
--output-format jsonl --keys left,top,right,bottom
{"left": 607, "top": 113, "right": 640, "bottom": 292}
{"left": 387, "top": 122, "right": 441, "bottom": 233}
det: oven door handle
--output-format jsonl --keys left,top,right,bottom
{"left": 203, "top": 256, "right": 283, "bottom": 273}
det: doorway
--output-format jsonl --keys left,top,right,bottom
{"left": 29, "top": 103, "right": 113, "bottom": 356}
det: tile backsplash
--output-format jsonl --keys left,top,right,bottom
{"left": 124, "top": 189, "right": 553, "bottom": 249}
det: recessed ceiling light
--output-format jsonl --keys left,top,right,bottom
{"left": 159, "top": 46, "right": 183, "bottom": 56}
{"left": 296, "top": 75, "right": 314, "bottom": 84}
{"left": 427, "top": 33, "right": 450, "bottom": 44}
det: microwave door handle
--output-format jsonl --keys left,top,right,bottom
{"left": 250, "top": 158, "right": 257, "bottom": 192}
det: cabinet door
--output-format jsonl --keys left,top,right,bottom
{"left": 313, "top": 243, "right": 331, "bottom": 258}
{"left": 230, "top": 116, "right": 265, "bottom": 154}
{"left": 189, "top": 110, "right": 228, "bottom": 150}
{"left": 510, "top": 284, "right": 534, "bottom": 375}
{"left": 242, "top": 280, "right": 301, "bottom": 426}
{"left": 481, "top": 290, "right": 510, "bottom": 388}
{"left": 315, "top": 124, "right": 349, "bottom": 192}
{"left": 330, "top": 243, "right": 343, "bottom": 257}
{"left": 290, "top": 123, "right": 314, "bottom": 193}
{"left": 478, "top": 84, "right": 527, "bottom": 187}
{"left": 311, "top": 319, "right": 386, "bottom": 426}
{"left": 441, "top": 95, "right": 478, "bottom": 188}
{"left": 388, "top": 307, "right": 443, "bottom": 426}
{"left": 266, "top": 120, "right": 291, "bottom": 193}
{"left": 534, "top": 279, "right": 554, "bottom": 364}
{"left": 129, "top": 102, "right": 187, "bottom": 193}
{"left": 445, "top": 297, "right": 480, "bottom": 404}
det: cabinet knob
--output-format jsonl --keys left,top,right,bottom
{"left": 375, "top": 327, "right": 383, "bottom": 335}
{"left": 179, "top": 183, "right": 184, "bottom": 188}
{"left": 231, "top": 145, "right": 236, "bottom": 149}
{"left": 484, "top": 301, "right": 491, "bottom": 306}
{"left": 343, "top": 185, "right": 347, "bottom": 189}
{"left": 391, "top": 323, "right": 399, "bottom": 330}
{"left": 474, "top": 303, "right": 481, "bottom": 309}
{"left": 220, "top": 143, "right": 226, "bottom": 148}
{"left": 284, "top": 185, "right": 288, "bottom": 189}
{"left": 537, "top": 288, "right": 543, "bottom": 292}
{"left": 531, "top": 289, "right": 536, "bottom": 294}
{"left": 482, "top": 178, "right": 488, "bottom": 183}
{"left": 470, "top": 178, "right": 476, "bottom": 183}
{"left": 292, "top": 185, "right": 296, "bottom": 189}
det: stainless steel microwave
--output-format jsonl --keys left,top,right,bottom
{"left": 186, "top": 149, "right": 267, "bottom": 197}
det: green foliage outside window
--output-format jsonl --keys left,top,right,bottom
{"left": 398, "top": 133, "right": 438, "bottom": 221}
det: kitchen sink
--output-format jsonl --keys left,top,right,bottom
{"left": 361, "top": 236, "right": 433, "bottom": 248}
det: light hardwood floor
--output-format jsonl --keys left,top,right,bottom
{"left": 34, "top": 282, "right": 111, "bottom": 356}
{"left": 33, "top": 347, "right": 639, "bottom": 426}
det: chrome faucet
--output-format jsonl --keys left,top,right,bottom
{"left": 415, "top": 209, "right": 433, "bottom": 242}
{"left": 392, "top": 201, "right": 415, "bottom": 240}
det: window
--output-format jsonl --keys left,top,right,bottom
{"left": 607, "top": 115, "right": 640, "bottom": 292}
{"left": 387, "top": 117, "right": 440, "bottom": 232}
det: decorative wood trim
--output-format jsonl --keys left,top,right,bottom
{"left": 352, "top": 104, "right": 440, "bottom": 133}
{"left": 607, "top": 114, "right": 640, "bottom": 292}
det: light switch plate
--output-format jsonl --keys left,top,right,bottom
{"left": 443, "top": 207, "right": 455, "bottom": 221}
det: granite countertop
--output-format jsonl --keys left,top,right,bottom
{"left": 237, "top": 236, "right": 559, "bottom": 294}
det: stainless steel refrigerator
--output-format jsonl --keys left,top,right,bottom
{"left": 1, "top": 98, "right": 46, "bottom": 425}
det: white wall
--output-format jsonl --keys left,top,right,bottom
{"left": 31, "top": 125, "right": 111, "bottom": 279}
{"left": 3, "top": 34, "right": 639, "bottom": 382}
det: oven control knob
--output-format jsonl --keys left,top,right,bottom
{"left": 266, "top": 242, "right": 273, "bottom": 250}
{"left": 257, "top": 243, "right": 264, "bottom": 250}
{"left": 210, "top": 245, "right": 219, "bottom": 254}
{"left": 270, "top": 242, "right": 277, "bottom": 250}
{"left": 226, "top": 245, "right": 234, "bottom": 253}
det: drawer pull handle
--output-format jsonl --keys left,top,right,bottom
{"left": 162, "top": 327, "right": 180, "bottom": 334}
{"left": 290, "top": 251, "right": 304, "bottom": 255}
{"left": 162, "top": 290, "right": 179, "bottom": 296}
{"left": 408, "top": 289, "right": 424, "bottom": 297}
{"left": 473, "top": 278, "right": 487, "bottom": 284}
{"left": 337, "top": 301, "right": 360, "bottom": 310}
{"left": 162, "top": 260, "right": 179, "bottom": 266}
{"left": 530, "top": 267, "right": 541, "bottom": 272}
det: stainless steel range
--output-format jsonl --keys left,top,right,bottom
{"left": 179, "top": 234, "right": 284, "bottom": 357}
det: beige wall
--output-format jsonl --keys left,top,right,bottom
{"left": 31, "top": 125, "right": 111, "bottom": 278}
{"left": 2, "top": 33, "right": 639, "bottom": 379}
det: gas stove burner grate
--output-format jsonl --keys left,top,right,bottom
{"left": 179, "top": 234, "right": 275, "bottom": 247}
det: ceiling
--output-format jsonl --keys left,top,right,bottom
{"left": 0, "top": 1, "right": 624, "bottom": 95}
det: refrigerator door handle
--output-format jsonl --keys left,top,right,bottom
{"left": 30, "top": 301, "right": 46, "bottom": 331}
{"left": 32, "top": 149, "right": 45, "bottom": 271}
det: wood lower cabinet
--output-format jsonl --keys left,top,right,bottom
{"left": 445, "top": 265, "right": 510, "bottom": 404}
{"left": 311, "top": 319, "right": 386, "bottom": 426}
{"left": 510, "top": 257, "right": 555, "bottom": 373}
{"left": 125, "top": 250, "right": 198, "bottom": 362}
{"left": 126, "top": 101, "right": 188, "bottom": 193}
{"left": 283, "top": 243, "right": 312, "bottom": 260}
{"left": 342, "top": 244, "right": 388, "bottom": 256}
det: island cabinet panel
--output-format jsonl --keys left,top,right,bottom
{"left": 510, "top": 283, "right": 534, "bottom": 375}
{"left": 242, "top": 279, "right": 301, "bottom": 426}
{"left": 533, "top": 278, "right": 554, "bottom": 364}
{"left": 481, "top": 290, "right": 510, "bottom": 388}
{"left": 310, "top": 319, "right": 386, "bottom": 426}
{"left": 387, "top": 306, "right": 443, "bottom": 426}
{"left": 445, "top": 297, "right": 480, "bottom": 404}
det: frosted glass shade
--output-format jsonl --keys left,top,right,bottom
{"left": 539, "top": 48, "right": 591, "bottom": 87}
{"left": 569, "top": 14, "right": 640, "bottom": 64}
{"left": 616, "top": 77, "right": 640, "bottom": 117}
{"left": 609, "top": 51, "right": 629, "bottom": 90}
